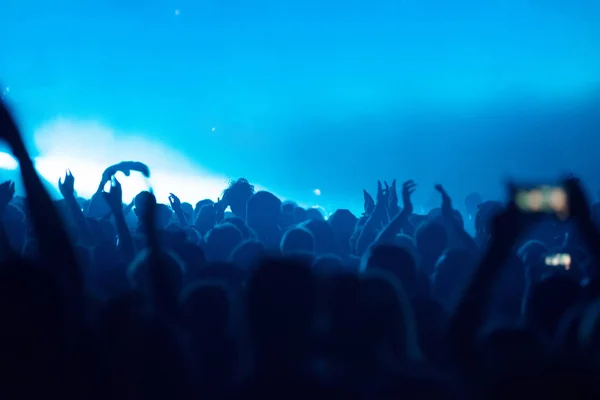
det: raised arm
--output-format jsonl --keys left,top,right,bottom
{"left": 387, "top": 179, "right": 401, "bottom": 217}
{"left": 168, "top": 193, "right": 188, "bottom": 226}
{"left": 103, "top": 177, "right": 135, "bottom": 264}
{"left": 435, "top": 184, "right": 479, "bottom": 254}
{"left": 356, "top": 181, "right": 390, "bottom": 254}
{"left": 447, "top": 201, "right": 529, "bottom": 370}
{"left": 376, "top": 180, "right": 417, "bottom": 245}
{"left": 0, "top": 101, "right": 81, "bottom": 296}
{"left": 58, "top": 170, "right": 94, "bottom": 245}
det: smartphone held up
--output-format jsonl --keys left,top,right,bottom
{"left": 544, "top": 253, "right": 572, "bottom": 271}
{"left": 514, "top": 185, "right": 569, "bottom": 221}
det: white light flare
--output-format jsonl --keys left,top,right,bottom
{"left": 30, "top": 119, "right": 236, "bottom": 204}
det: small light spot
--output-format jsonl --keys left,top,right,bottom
{"left": 211, "top": 127, "right": 216, "bottom": 132}
{"left": 313, "top": 189, "right": 321, "bottom": 196}
{"left": 5, "top": 86, "right": 9, "bottom": 93}
{"left": 174, "top": 9, "right": 181, "bottom": 16}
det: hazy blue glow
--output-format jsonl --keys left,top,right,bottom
{"left": 1, "top": 0, "right": 599, "bottom": 212}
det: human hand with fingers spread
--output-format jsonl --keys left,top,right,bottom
{"left": 373, "top": 180, "right": 389, "bottom": 217}
{"left": 434, "top": 184, "right": 453, "bottom": 215}
{"left": 58, "top": 169, "right": 76, "bottom": 199}
{"left": 372, "top": 179, "right": 417, "bottom": 247}
{"left": 401, "top": 180, "right": 417, "bottom": 215}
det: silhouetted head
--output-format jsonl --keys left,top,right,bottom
{"left": 195, "top": 204, "right": 218, "bottom": 236}
{"left": 392, "top": 234, "right": 418, "bottom": 258}
{"left": 182, "top": 226, "right": 202, "bottom": 244}
{"left": 414, "top": 221, "right": 448, "bottom": 272}
{"left": 133, "top": 191, "right": 154, "bottom": 218}
{"left": 204, "top": 223, "right": 244, "bottom": 263}
{"left": 194, "top": 199, "right": 214, "bottom": 220}
{"left": 246, "top": 191, "right": 282, "bottom": 243}
{"left": 225, "top": 216, "right": 254, "bottom": 239}
{"left": 180, "top": 202, "right": 194, "bottom": 221}
{"left": 328, "top": 209, "right": 358, "bottom": 255}
{"left": 87, "top": 191, "right": 112, "bottom": 219}
{"left": 362, "top": 244, "right": 417, "bottom": 294}
{"left": 301, "top": 219, "right": 337, "bottom": 256}
{"left": 164, "top": 224, "right": 187, "bottom": 245}
{"left": 280, "top": 227, "right": 315, "bottom": 256}
{"left": 428, "top": 208, "right": 442, "bottom": 219}
{"left": 475, "top": 201, "right": 504, "bottom": 243}
{"left": 230, "top": 240, "right": 266, "bottom": 269}
{"left": 432, "top": 249, "right": 476, "bottom": 311}
{"left": 279, "top": 212, "right": 296, "bottom": 229}
{"left": 281, "top": 200, "right": 296, "bottom": 214}
{"left": 155, "top": 203, "right": 173, "bottom": 230}
{"left": 359, "top": 270, "right": 421, "bottom": 362}
{"left": 223, "top": 178, "right": 254, "bottom": 219}
{"left": 306, "top": 207, "right": 325, "bottom": 221}
{"left": 294, "top": 207, "right": 308, "bottom": 223}
{"left": 170, "top": 242, "right": 206, "bottom": 283}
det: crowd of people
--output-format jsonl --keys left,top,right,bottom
{"left": 1, "top": 98, "right": 600, "bottom": 399}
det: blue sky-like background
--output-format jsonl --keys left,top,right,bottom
{"left": 1, "top": 0, "right": 599, "bottom": 212}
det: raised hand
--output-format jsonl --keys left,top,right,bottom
{"left": 215, "top": 196, "right": 227, "bottom": 222}
{"left": 388, "top": 179, "right": 399, "bottom": 216}
{"left": 1, "top": 98, "right": 81, "bottom": 299}
{"left": 102, "top": 176, "right": 123, "bottom": 213}
{"left": 401, "top": 180, "right": 417, "bottom": 215}
{"left": 58, "top": 169, "right": 75, "bottom": 199}
{"left": 0, "top": 180, "right": 15, "bottom": 212}
{"left": 168, "top": 193, "right": 182, "bottom": 213}
{"left": 363, "top": 189, "right": 375, "bottom": 215}
{"left": 434, "top": 184, "right": 453, "bottom": 214}
{"left": 376, "top": 180, "right": 387, "bottom": 206}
